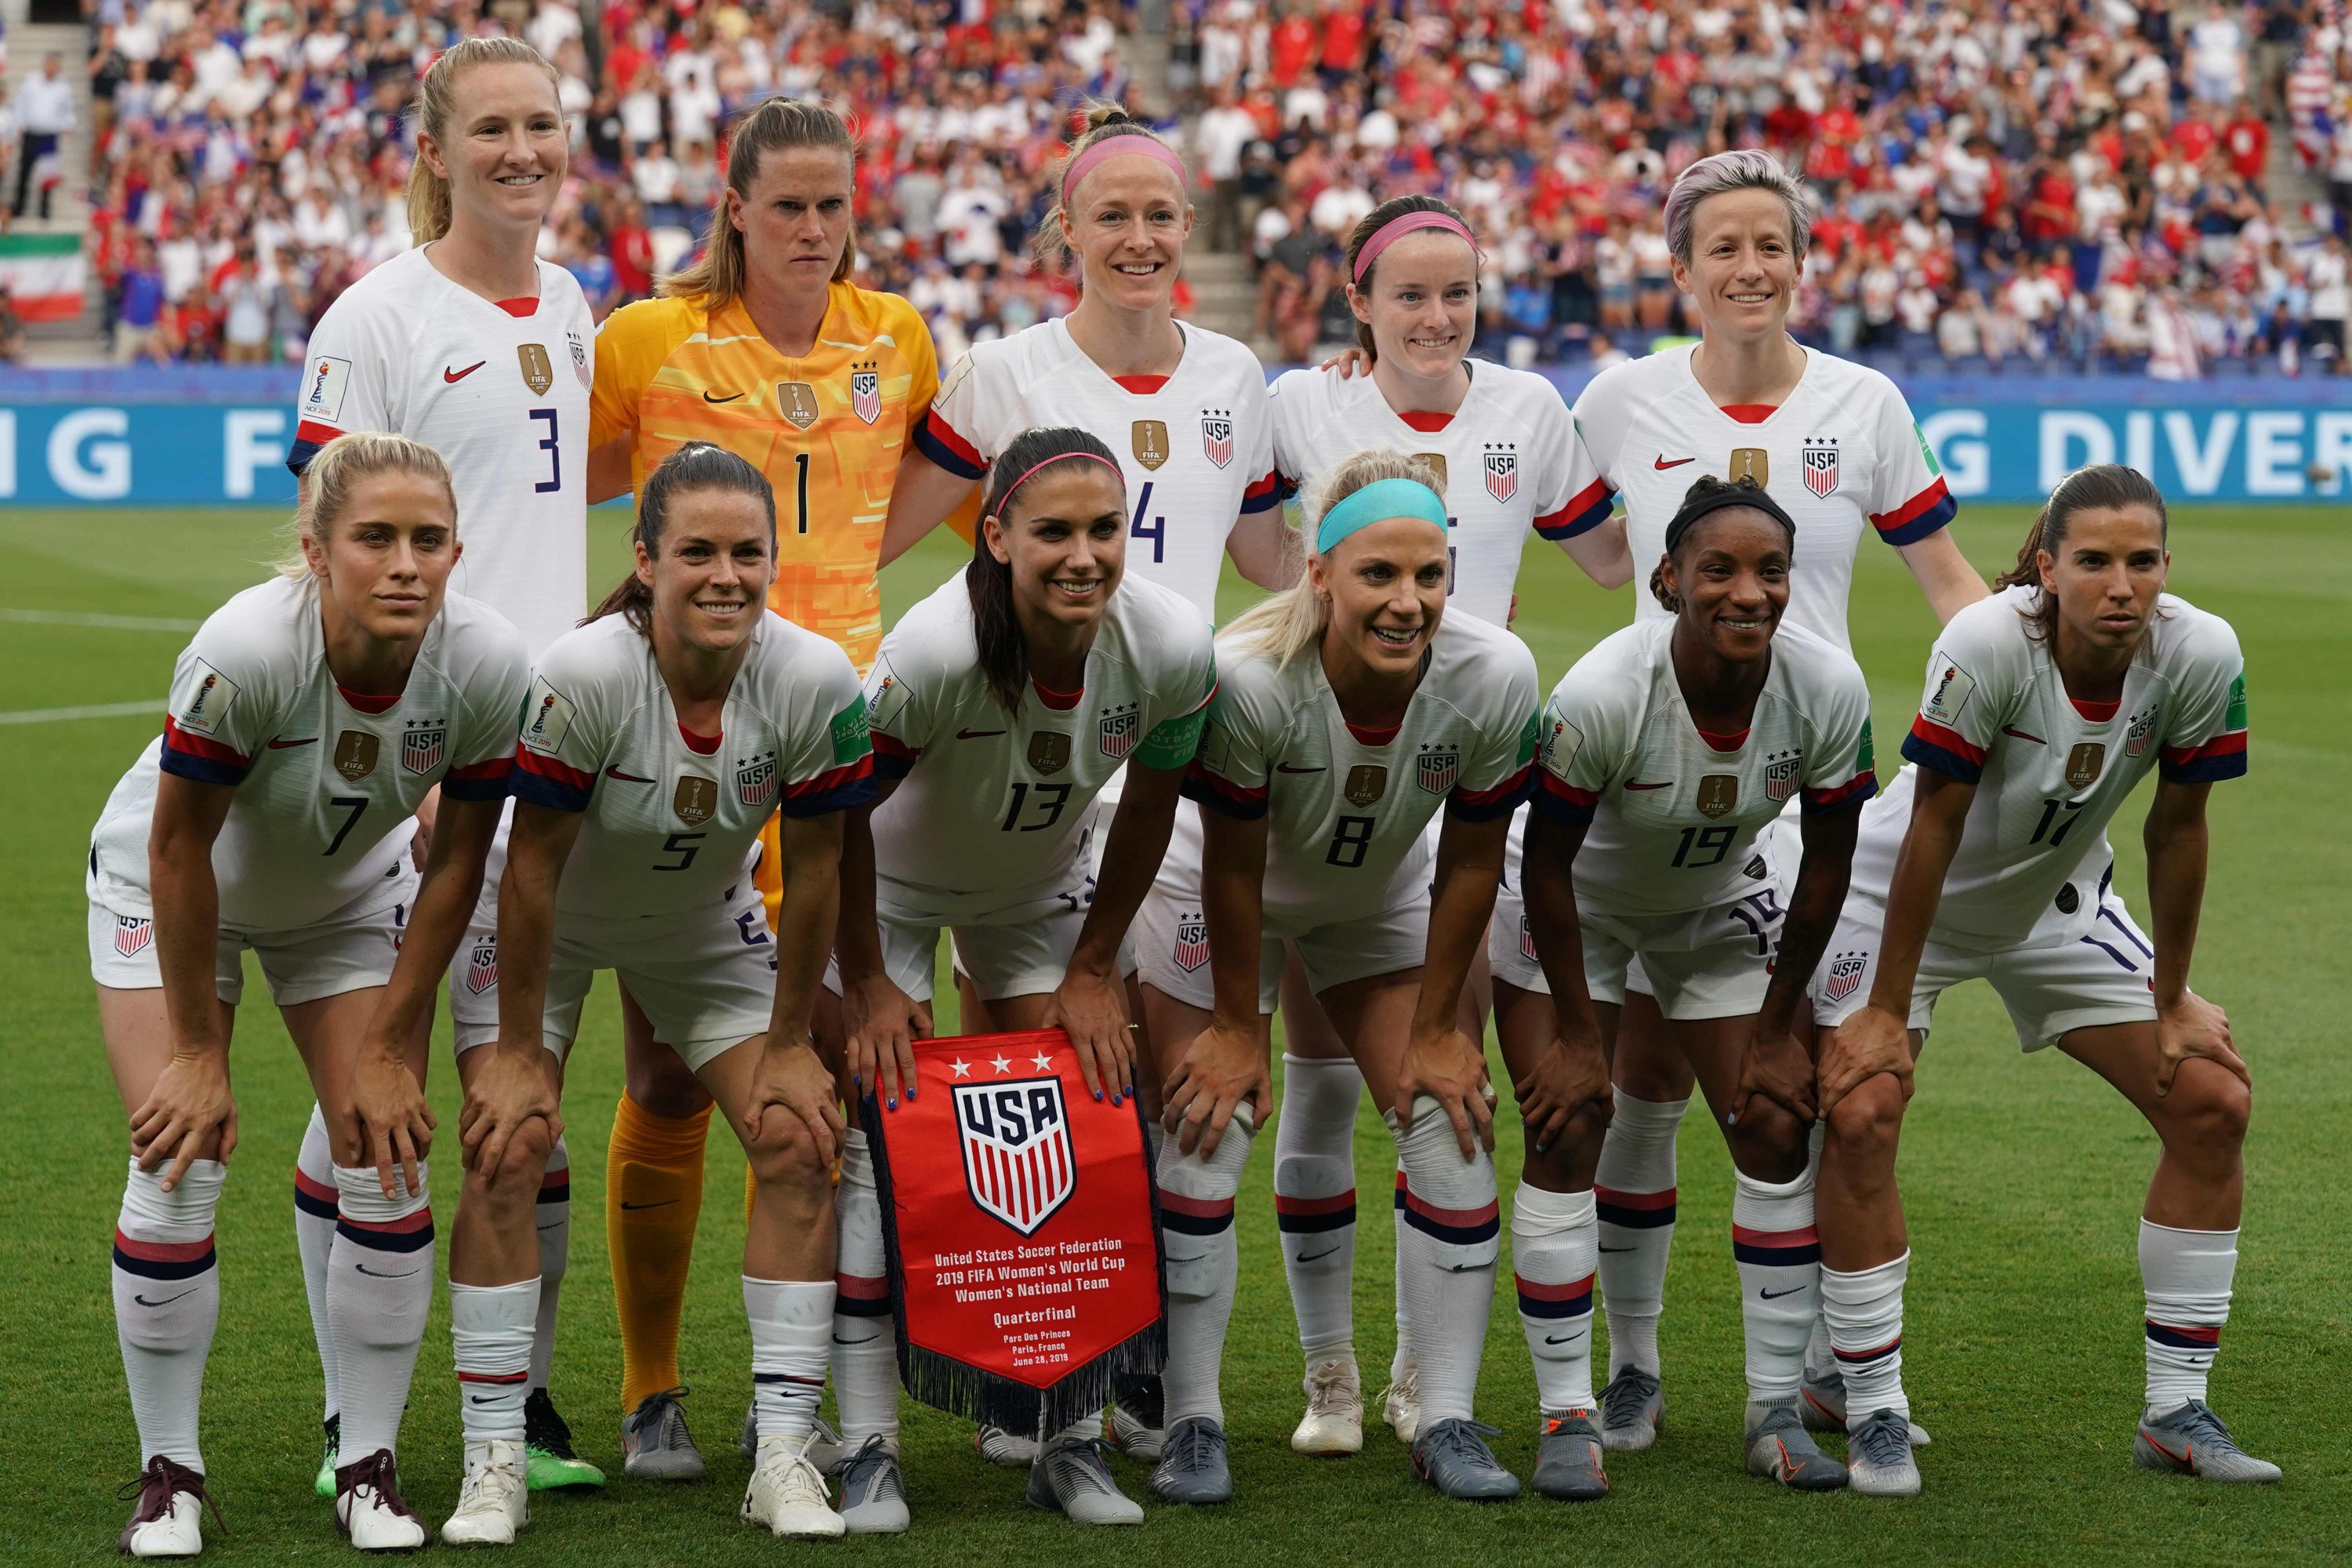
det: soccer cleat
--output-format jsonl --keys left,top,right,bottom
{"left": 620, "top": 1386, "right": 706, "bottom": 1483}
{"left": 1378, "top": 1360, "right": 1422, "bottom": 1446}
{"left": 2133, "top": 1400, "right": 2281, "bottom": 1484}
{"left": 522, "top": 1390, "right": 605, "bottom": 1490}
{"left": 738, "top": 1406, "right": 845, "bottom": 1472}
{"left": 1149, "top": 1415, "right": 1233, "bottom": 1504}
{"left": 313, "top": 1414, "right": 339, "bottom": 1498}
{"left": 1026, "top": 1434, "right": 1145, "bottom": 1525}
{"left": 1532, "top": 1410, "right": 1610, "bottom": 1501}
{"left": 1106, "top": 1378, "right": 1165, "bottom": 1462}
{"left": 118, "top": 1456, "right": 215, "bottom": 1559}
{"left": 440, "top": 1438, "right": 531, "bottom": 1545}
{"left": 1411, "top": 1418, "right": 1523, "bottom": 1501}
{"left": 1846, "top": 1409, "right": 1922, "bottom": 1498}
{"left": 741, "top": 1433, "right": 844, "bottom": 1538}
{"left": 1799, "top": 1365, "right": 1931, "bottom": 1445}
{"left": 1290, "top": 1359, "right": 1364, "bottom": 1455}
{"left": 335, "top": 1448, "right": 428, "bottom": 1551}
{"left": 1598, "top": 1368, "right": 1664, "bottom": 1452}
{"left": 975, "top": 1422, "right": 1041, "bottom": 1468}
{"left": 835, "top": 1436, "right": 909, "bottom": 1534}
{"left": 1743, "top": 1401, "right": 1849, "bottom": 1492}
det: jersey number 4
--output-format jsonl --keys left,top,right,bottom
{"left": 1131, "top": 481, "right": 1163, "bottom": 564}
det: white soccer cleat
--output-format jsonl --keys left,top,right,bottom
{"left": 1380, "top": 1359, "right": 1422, "bottom": 1446}
{"left": 975, "top": 1422, "right": 1040, "bottom": 1468}
{"left": 118, "top": 1457, "right": 210, "bottom": 1559}
{"left": 1291, "top": 1359, "right": 1364, "bottom": 1455}
{"left": 742, "top": 1433, "right": 845, "bottom": 1538}
{"left": 440, "top": 1439, "right": 531, "bottom": 1545}
{"left": 334, "top": 1449, "right": 428, "bottom": 1552}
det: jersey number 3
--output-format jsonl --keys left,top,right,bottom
{"left": 530, "top": 409, "right": 561, "bottom": 494}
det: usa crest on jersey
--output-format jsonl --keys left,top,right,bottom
{"left": 1484, "top": 445, "right": 1519, "bottom": 503}
{"left": 401, "top": 720, "right": 446, "bottom": 775}
{"left": 736, "top": 750, "right": 779, "bottom": 807}
{"left": 1765, "top": 752, "right": 1801, "bottom": 803}
{"left": 1098, "top": 704, "right": 1140, "bottom": 760}
{"left": 1417, "top": 745, "right": 1461, "bottom": 794}
{"left": 1802, "top": 437, "right": 1840, "bottom": 498}
{"left": 1824, "top": 952, "right": 1866, "bottom": 1002}
{"left": 851, "top": 368, "right": 881, "bottom": 425}
{"left": 2124, "top": 706, "right": 2158, "bottom": 758}
{"left": 1202, "top": 409, "right": 1234, "bottom": 470}
{"left": 114, "top": 916, "right": 154, "bottom": 957}
{"left": 465, "top": 935, "right": 499, "bottom": 995}
{"left": 1174, "top": 917, "right": 1210, "bottom": 972}
{"left": 955, "top": 1076, "right": 1076, "bottom": 1236}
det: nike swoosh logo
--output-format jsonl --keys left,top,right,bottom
{"left": 702, "top": 390, "right": 744, "bottom": 404}
{"left": 1759, "top": 1286, "right": 1806, "bottom": 1299}
{"left": 605, "top": 766, "right": 655, "bottom": 782}
{"left": 535, "top": 1222, "right": 563, "bottom": 1232}
{"left": 2002, "top": 725, "right": 2046, "bottom": 744}
{"left": 268, "top": 736, "right": 318, "bottom": 749}
{"left": 1624, "top": 779, "right": 1671, "bottom": 791}
{"left": 2141, "top": 1432, "right": 2191, "bottom": 1466}
{"left": 444, "top": 361, "right": 485, "bottom": 383}
{"left": 619, "top": 1199, "right": 677, "bottom": 1211}
{"left": 1654, "top": 455, "right": 1695, "bottom": 470}
{"left": 355, "top": 1264, "right": 419, "bottom": 1279}
{"left": 832, "top": 1334, "right": 881, "bottom": 1345}
{"left": 1543, "top": 1334, "right": 1586, "bottom": 1345}
{"left": 134, "top": 1290, "right": 199, "bottom": 1308}
{"left": 1598, "top": 1245, "right": 1635, "bottom": 1254}
{"left": 955, "top": 728, "right": 1006, "bottom": 740}
{"left": 1296, "top": 1247, "right": 1341, "bottom": 1264}
{"left": 469, "top": 1395, "right": 501, "bottom": 1406}
{"left": 1276, "top": 763, "right": 1327, "bottom": 774}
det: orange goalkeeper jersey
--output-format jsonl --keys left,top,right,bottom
{"left": 591, "top": 282, "right": 969, "bottom": 673}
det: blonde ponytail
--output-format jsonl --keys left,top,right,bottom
{"left": 406, "top": 38, "right": 562, "bottom": 245}
{"left": 1219, "top": 449, "right": 1442, "bottom": 668}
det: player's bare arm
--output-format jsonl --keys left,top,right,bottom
{"left": 1896, "top": 526, "right": 1992, "bottom": 626}
{"left": 2143, "top": 777, "right": 2245, "bottom": 1096}
{"left": 833, "top": 782, "right": 927, "bottom": 1109}
{"left": 465, "top": 799, "right": 577, "bottom": 1179}
{"left": 1733, "top": 801, "right": 1860, "bottom": 1129}
{"left": 1396, "top": 810, "right": 1508, "bottom": 1156}
{"left": 744, "top": 811, "right": 848, "bottom": 1163}
{"left": 1047, "top": 758, "right": 1187, "bottom": 1104}
{"left": 136, "top": 771, "right": 241, "bottom": 1191}
{"left": 1167, "top": 805, "right": 1273, "bottom": 1157}
{"left": 1516, "top": 808, "right": 1614, "bottom": 1154}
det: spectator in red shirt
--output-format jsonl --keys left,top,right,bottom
{"left": 1319, "top": 0, "right": 1366, "bottom": 84}
{"left": 608, "top": 197, "right": 655, "bottom": 302}
{"left": 2224, "top": 107, "right": 2270, "bottom": 183}
{"left": 1269, "top": 9, "right": 1317, "bottom": 89}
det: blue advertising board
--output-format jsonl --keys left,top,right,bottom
{"left": 3, "top": 367, "right": 2349, "bottom": 505}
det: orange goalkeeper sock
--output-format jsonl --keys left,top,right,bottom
{"left": 608, "top": 1093, "right": 711, "bottom": 1412}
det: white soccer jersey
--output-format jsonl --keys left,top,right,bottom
{"left": 1268, "top": 361, "right": 1612, "bottom": 627}
{"left": 1185, "top": 612, "right": 1540, "bottom": 929}
{"left": 866, "top": 573, "right": 1217, "bottom": 920}
{"left": 292, "top": 247, "right": 595, "bottom": 656}
{"left": 1573, "top": 344, "right": 1955, "bottom": 651}
{"left": 88, "top": 575, "right": 529, "bottom": 931}
{"left": 915, "top": 318, "right": 1279, "bottom": 622}
{"left": 510, "top": 612, "right": 875, "bottom": 919}
{"left": 1531, "top": 617, "right": 1876, "bottom": 917}
{"left": 1849, "top": 586, "right": 2249, "bottom": 952}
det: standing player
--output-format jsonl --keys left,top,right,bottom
{"left": 1804, "top": 466, "right": 2273, "bottom": 1496}
{"left": 1264, "top": 194, "right": 1627, "bottom": 1455}
{"left": 826, "top": 428, "right": 1215, "bottom": 1528}
{"left": 288, "top": 35, "right": 604, "bottom": 1497}
{"left": 441, "top": 445, "right": 876, "bottom": 1544}
{"left": 1517, "top": 476, "right": 1877, "bottom": 1498}
{"left": 92, "top": 434, "right": 528, "bottom": 1555}
{"left": 1134, "top": 452, "right": 1540, "bottom": 1504}
{"left": 1501, "top": 150, "right": 1983, "bottom": 1452}
{"left": 580, "top": 97, "right": 975, "bottom": 1473}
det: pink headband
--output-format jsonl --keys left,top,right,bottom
{"left": 1059, "top": 132, "right": 1189, "bottom": 210}
{"left": 997, "top": 451, "right": 1123, "bottom": 511}
{"left": 1352, "top": 211, "right": 1478, "bottom": 283}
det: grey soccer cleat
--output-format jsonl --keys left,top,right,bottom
{"left": 1532, "top": 1410, "right": 1609, "bottom": 1501}
{"left": 1598, "top": 1368, "right": 1664, "bottom": 1453}
{"left": 1106, "top": 1379, "right": 1167, "bottom": 1462}
{"left": 2134, "top": 1400, "right": 2281, "bottom": 1484}
{"left": 1027, "top": 1434, "right": 1145, "bottom": 1525}
{"left": 740, "top": 1406, "right": 844, "bottom": 1472}
{"left": 974, "top": 1422, "right": 1040, "bottom": 1468}
{"left": 621, "top": 1386, "right": 706, "bottom": 1482}
{"left": 1744, "top": 1400, "right": 1849, "bottom": 1491}
{"left": 1412, "top": 1418, "right": 1522, "bottom": 1501}
{"left": 835, "top": 1436, "right": 909, "bottom": 1533}
{"left": 1148, "top": 1415, "right": 1232, "bottom": 1504}
{"left": 1801, "top": 1365, "right": 1932, "bottom": 1445}
{"left": 1845, "top": 1409, "right": 1922, "bottom": 1497}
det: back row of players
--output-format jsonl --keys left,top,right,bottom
{"left": 90, "top": 38, "right": 2271, "bottom": 1559}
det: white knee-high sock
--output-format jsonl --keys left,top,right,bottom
{"left": 1821, "top": 1251, "right": 1908, "bottom": 1422}
{"left": 1511, "top": 1182, "right": 1599, "bottom": 1416}
{"left": 1732, "top": 1166, "right": 1819, "bottom": 1406}
{"left": 1273, "top": 1055, "right": 1362, "bottom": 1373}
{"left": 1391, "top": 1100, "right": 1500, "bottom": 1428}
{"left": 294, "top": 1104, "right": 340, "bottom": 1426}
{"left": 1594, "top": 1093, "right": 1686, "bottom": 1377}
{"left": 452, "top": 1278, "right": 539, "bottom": 1445}
{"left": 2140, "top": 1221, "right": 2237, "bottom": 1413}
{"left": 832, "top": 1129, "right": 901, "bottom": 1450}
{"left": 328, "top": 1164, "right": 433, "bottom": 1461}
{"left": 1802, "top": 1122, "right": 1835, "bottom": 1378}
{"left": 1390, "top": 1166, "right": 1412, "bottom": 1381}
{"left": 746, "top": 1277, "right": 833, "bottom": 1445}
{"left": 114, "top": 1159, "right": 225, "bottom": 1471}
{"left": 1157, "top": 1105, "right": 1255, "bottom": 1426}
{"left": 530, "top": 1137, "right": 569, "bottom": 1392}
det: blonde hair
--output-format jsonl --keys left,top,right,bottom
{"left": 1032, "top": 103, "right": 1187, "bottom": 268}
{"left": 662, "top": 98, "right": 858, "bottom": 306}
{"left": 1220, "top": 450, "right": 1442, "bottom": 668}
{"left": 278, "top": 432, "right": 458, "bottom": 579}
{"left": 406, "top": 38, "right": 563, "bottom": 245}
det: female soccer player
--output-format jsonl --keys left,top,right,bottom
{"left": 441, "top": 444, "right": 874, "bottom": 1545}
{"left": 292, "top": 35, "right": 603, "bottom": 1495}
{"left": 1804, "top": 466, "right": 2270, "bottom": 1497}
{"left": 582, "top": 98, "right": 975, "bottom": 1472}
{"left": 1265, "top": 193, "right": 1628, "bottom": 1456}
{"left": 822, "top": 427, "right": 1216, "bottom": 1529}
{"left": 1134, "top": 452, "right": 1539, "bottom": 1504}
{"left": 91, "top": 433, "right": 529, "bottom": 1555}
{"left": 1504, "top": 150, "right": 1983, "bottom": 1452}
{"left": 1517, "top": 475, "right": 1876, "bottom": 1498}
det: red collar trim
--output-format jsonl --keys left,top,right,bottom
{"left": 2070, "top": 696, "right": 2121, "bottom": 722}
{"left": 1718, "top": 403, "right": 1777, "bottom": 424}
{"left": 677, "top": 722, "right": 722, "bottom": 754}
{"left": 1697, "top": 724, "right": 1751, "bottom": 752}
{"left": 1398, "top": 410, "right": 1453, "bottom": 433}
{"left": 1345, "top": 719, "right": 1402, "bottom": 746}
{"left": 336, "top": 684, "right": 401, "bottom": 714}
{"left": 1112, "top": 374, "right": 1169, "bottom": 395}
{"left": 495, "top": 296, "right": 539, "bottom": 318}
{"left": 1032, "top": 679, "right": 1084, "bottom": 710}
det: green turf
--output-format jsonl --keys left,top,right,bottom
{"left": 3, "top": 505, "right": 2347, "bottom": 1565}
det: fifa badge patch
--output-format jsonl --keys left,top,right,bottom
{"left": 955, "top": 1073, "right": 1076, "bottom": 1236}
{"left": 517, "top": 343, "right": 554, "bottom": 396}
{"left": 1416, "top": 744, "right": 1460, "bottom": 794}
{"left": 1174, "top": 917, "right": 1210, "bottom": 972}
{"left": 1412, "top": 452, "right": 1449, "bottom": 495}
{"left": 303, "top": 355, "right": 352, "bottom": 421}
{"left": 1483, "top": 444, "right": 1519, "bottom": 503}
{"left": 1728, "top": 448, "right": 1769, "bottom": 487}
{"left": 465, "top": 935, "right": 499, "bottom": 995}
{"left": 1765, "top": 751, "right": 1801, "bottom": 803}
{"left": 736, "top": 750, "right": 779, "bottom": 807}
{"left": 568, "top": 331, "right": 590, "bottom": 390}
{"left": 1922, "top": 661, "right": 1976, "bottom": 725}
{"left": 1801, "top": 436, "right": 1840, "bottom": 498}
{"left": 114, "top": 916, "right": 154, "bottom": 958}
{"left": 2125, "top": 707, "right": 2158, "bottom": 759}
{"left": 1824, "top": 953, "right": 1866, "bottom": 1003}
{"left": 2065, "top": 742, "right": 2105, "bottom": 790}
{"left": 401, "top": 720, "right": 446, "bottom": 775}
{"left": 177, "top": 662, "right": 240, "bottom": 734}
{"left": 520, "top": 679, "right": 576, "bottom": 756}
{"left": 1695, "top": 774, "right": 1738, "bottom": 819}
{"left": 673, "top": 775, "right": 717, "bottom": 827}
{"left": 1541, "top": 713, "right": 1584, "bottom": 779}
{"left": 1028, "top": 731, "right": 1071, "bottom": 775}
{"left": 334, "top": 731, "right": 379, "bottom": 782}
{"left": 1345, "top": 764, "right": 1387, "bottom": 808}
{"left": 778, "top": 381, "right": 821, "bottom": 430}
{"left": 1098, "top": 704, "right": 1140, "bottom": 760}
{"left": 1201, "top": 409, "right": 1233, "bottom": 470}
{"left": 851, "top": 366, "right": 881, "bottom": 425}
{"left": 1132, "top": 420, "right": 1170, "bottom": 471}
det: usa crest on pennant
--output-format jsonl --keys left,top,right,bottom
{"left": 955, "top": 1076, "right": 1076, "bottom": 1237}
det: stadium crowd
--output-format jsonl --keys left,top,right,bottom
{"left": 27, "top": 0, "right": 2352, "bottom": 376}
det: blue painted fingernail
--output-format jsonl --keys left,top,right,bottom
{"left": 1094, "top": 1089, "right": 1104, "bottom": 1102}
{"left": 887, "top": 1096, "right": 898, "bottom": 1110}
{"left": 907, "top": 1086, "right": 916, "bottom": 1099}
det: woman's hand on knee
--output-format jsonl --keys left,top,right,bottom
{"left": 131, "top": 1051, "right": 238, "bottom": 1193}
{"left": 1817, "top": 1006, "right": 1915, "bottom": 1118}
{"left": 459, "top": 1045, "right": 564, "bottom": 1181}
{"left": 1513, "top": 1019, "right": 1613, "bottom": 1156}
{"left": 2155, "top": 993, "right": 2247, "bottom": 1099}
{"left": 349, "top": 1049, "right": 436, "bottom": 1200}
{"left": 1162, "top": 1018, "right": 1270, "bottom": 1159}
{"left": 1729, "top": 1025, "right": 1818, "bottom": 1132}
{"left": 841, "top": 974, "right": 927, "bottom": 1112}
{"left": 1397, "top": 1025, "right": 1497, "bottom": 1158}
{"left": 743, "top": 1040, "right": 844, "bottom": 1170}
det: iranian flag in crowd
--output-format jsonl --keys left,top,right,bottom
{"left": 0, "top": 231, "right": 86, "bottom": 322}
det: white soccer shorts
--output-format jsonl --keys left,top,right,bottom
{"left": 823, "top": 885, "right": 1135, "bottom": 1005}
{"left": 1134, "top": 882, "right": 1429, "bottom": 1014}
{"left": 88, "top": 869, "right": 414, "bottom": 1008}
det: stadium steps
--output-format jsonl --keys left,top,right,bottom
{"left": 3, "top": 19, "right": 101, "bottom": 347}
{"left": 2262, "top": 116, "right": 2326, "bottom": 228}
{"left": 1178, "top": 247, "right": 1261, "bottom": 347}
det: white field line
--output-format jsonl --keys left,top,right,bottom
{"left": 0, "top": 699, "right": 166, "bottom": 725}
{"left": 0, "top": 608, "right": 202, "bottom": 632}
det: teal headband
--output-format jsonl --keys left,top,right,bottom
{"left": 1316, "top": 477, "right": 1449, "bottom": 557}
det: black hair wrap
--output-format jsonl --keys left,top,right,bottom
{"left": 1662, "top": 474, "right": 1798, "bottom": 557}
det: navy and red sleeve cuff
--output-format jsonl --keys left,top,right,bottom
{"left": 1900, "top": 716, "right": 1985, "bottom": 784}
{"left": 509, "top": 748, "right": 596, "bottom": 811}
{"left": 782, "top": 753, "right": 879, "bottom": 818}
{"left": 1800, "top": 770, "right": 1878, "bottom": 814}
{"left": 440, "top": 755, "right": 513, "bottom": 801}
{"left": 1871, "top": 478, "right": 1957, "bottom": 547}
{"left": 1534, "top": 478, "right": 1615, "bottom": 542}
{"left": 1446, "top": 764, "right": 1534, "bottom": 822}
{"left": 1240, "top": 469, "right": 1281, "bottom": 514}
{"left": 158, "top": 717, "right": 250, "bottom": 786}
{"left": 1530, "top": 771, "right": 1598, "bottom": 827}
{"left": 2158, "top": 731, "right": 2248, "bottom": 784}
{"left": 870, "top": 731, "right": 920, "bottom": 782}
{"left": 913, "top": 412, "right": 987, "bottom": 481}
{"left": 1181, "top": 762, "right": 1268, "bottom": 820}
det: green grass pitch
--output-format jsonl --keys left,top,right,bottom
{"left": 2, "top": 503, "right": 2346, "bottom": 1566}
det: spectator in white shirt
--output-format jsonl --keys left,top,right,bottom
{"left": 13, "top": 52, "right": 74, "bottom": 220}
{"left": 1195, "top": 85, "right": 1260, "bottom": 250}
